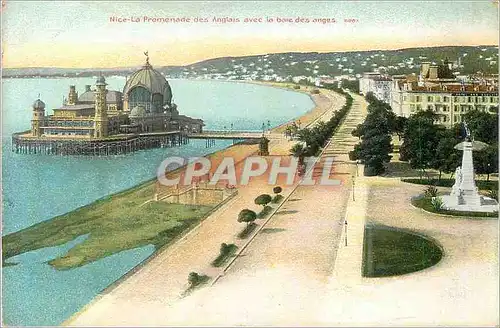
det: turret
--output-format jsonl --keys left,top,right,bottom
{"left": 68, "top": 85, "right": 78, "bottom": 105}
{"left": 31, "top": 98, "right": 46, "bottom": 137}
{"left": 94, "top": 76, "right": 108, "bottom": 138}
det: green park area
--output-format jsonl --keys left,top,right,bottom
{"left": 362, "top": 224, "right": 443, "bottom": 277}
{"left": 2, "top": 181, "right": 213, "bottom": 270}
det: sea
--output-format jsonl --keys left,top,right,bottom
{"left": 1, "top": 77, "right": 315, "bottom": 326}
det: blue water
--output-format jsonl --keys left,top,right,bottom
{"left": 1, "top": 77, "right": 314, "bottom": 326}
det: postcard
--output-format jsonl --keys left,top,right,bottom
{"left": 1, "top": 1, "right": 498, "bottom": 326}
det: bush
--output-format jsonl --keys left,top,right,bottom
{"left": 212, "top": 243, "right": 238, "bottom": 267}
{"left": 273, "top": 186, "right": 282, "bottom": 195}
{"left": 293, "top": 85, "right": 300, "bottom": 89}
{"left": 431, "top": 197, "right": 444, "bottom": 211}
{"left": 424, "top": 185, "right": 439, "bottom": 199}
{"left": 238, "top": 209, "right": 257, "bottom": 226}
{"left": 311, "top": 89, "right": 320, "bottom": 94}
{"left": 188, "top": 272, "right": 201, "bottom": 287}
{"left": 255, "top": 194, "right": 272, "bottom": 207}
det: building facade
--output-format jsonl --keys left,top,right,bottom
{"left": 359, "top": 72, "right": 392, "bottom": 105}
{"left": 390, "top": 82, "right": 498, "bottom": 126}
{"left": 29, "top": 56, "right": 204, "bottom": 139}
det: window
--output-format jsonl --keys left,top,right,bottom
{"left": 443, "top": 96, "right": 449, "bottom": 102}
{"left": 416, "top": 96, "right": 421, "bottom": 102}
{"left": 468, "top": 96, "right": 473, "bottom": 103}
{"left": 454, "top": 96, "right": 459, "bottom": 102}
{"left": 427, "top": 96, "right": 433, "bottom": 102}
{"left": 435, "top": 96, "right": 441, "bottom": 102}
{"left": 482, "top": 96, "right": 487, "bottom": 103}
{"left": 403, "top": 96, "right": 407, "bottom": 101}
{"left": 410, "top": 104, "right": 416, "bottom": 111}
{"left": 416, "top": 105, "right": 422, "bottom": 111}
{"left": 443, "top": 116, "right": 447, "bottom": 122}
{"left": 443, "top": 105, "right": 448, "bottom": 112}
{"left": 454, "top": 116, "right": 459, "bottom": 122}
{"left": 454, "top": 105, "right": 459, "bottom": 112}
{"left": 427, "top": 105, "right": 433, "bottom": 111}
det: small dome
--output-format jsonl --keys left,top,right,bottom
{"left": 32, "top": 99, "right": 45, "bottom": 110}
{"left": 130, "top": 105, "right": 146, "bottom": 117}
{"left": 96, "top": 76, "right": 107, "bottom": 86}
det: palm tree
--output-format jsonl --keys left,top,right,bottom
{"left": 290, "top": 143, "right": 307, "bottom": 165}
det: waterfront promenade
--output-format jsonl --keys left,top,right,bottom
{"left": 65, "top": 86, "right": 347, "bottom": 326}
{"left": 149, "top": 92, "right": 368, "bottom": 326}
{"left": 65, "top": 90, "right": 497, "bottom": 327}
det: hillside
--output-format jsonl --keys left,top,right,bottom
{"left": 3, "top": 45, "right": 498, "bottom": 80}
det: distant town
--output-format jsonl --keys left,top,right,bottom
{"left": 4, "top": 45, "right": 498, "bottom": 81}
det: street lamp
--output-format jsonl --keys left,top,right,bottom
{"left": 344, "top": 220, "right": 348, "bottom": 246}
{"left": 352, "top": 174, "right": 355, "bottom": 201}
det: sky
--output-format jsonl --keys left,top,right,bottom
{"left": 1, "top": 1, "right": 499, "bottom": 68}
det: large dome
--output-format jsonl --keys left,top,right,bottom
{"left": 123, "top": 61, "right": 172, "bottom": 106}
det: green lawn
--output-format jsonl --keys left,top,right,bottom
{"left": 2, "top": 181, "right": 213, "bottom": 270}
{"left": 362, "top": 224, "right": 443, "bottom": 277}
{"left": 411, "top": 196, "right": 498, "bottom": 218}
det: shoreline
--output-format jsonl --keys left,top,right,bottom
{"left": 3, "top": 80, "right": 339, "bottom": 326}
{"left": 5, "top": 80, "right": 326, "bottom": 238}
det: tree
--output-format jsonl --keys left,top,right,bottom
{"left": 290, "top": 143, "right": 307, "bottom": 165}
{"left": 430, "top": 130, "right": 461, "bottom": 180}
{"left": 258, "top": 137, "right": 270, "bottom": 156}
{"left": 254, "top": 194, "right": 272, "bottom": 208}
{"left": 273, "top": 186, "right": 282, "bottom": 195}
{"left": 462, "top": 110, "right": 498, "bottom": 145}
{"left": 237, "top": 209, "right": 257, "bottom": 226}
{"left": 353, "top": 94, "right": 394, "bottom": 176}
{"left": 474, "top": 144, "right": 498, "bottom": 181}
{"left": 394, "top": 116, "right": 408, "bottom": 140}
{"left": 399, "top": 110, "right": 445, "bottom": 178}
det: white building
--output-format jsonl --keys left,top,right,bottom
{"left": 359, "top": 72, "right": 392, "bottom": 104}
{"left": 390, "top": 81, "right": 498, "bottom": 127}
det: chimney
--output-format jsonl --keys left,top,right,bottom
{"left": 428, "top": 66, "right": 439, "bottom": 80}
{"left": 85, "top": 85, "right": 91, "bottom": 92}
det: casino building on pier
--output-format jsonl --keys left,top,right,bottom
{"left": 13, "top": 55, "right": 204, "bottom": 155}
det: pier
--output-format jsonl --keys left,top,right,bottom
{"left": 187, "top": 130, "right": 263, "bottom": 140}
{"left": 12, "top": 131, "right": 188, "bottom": 156}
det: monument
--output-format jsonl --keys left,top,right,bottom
{"left": 442, "top": 122, "right": 498, "bottom": 213}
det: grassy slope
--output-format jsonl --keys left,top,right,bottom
{"left": 2, "top": 181, "right": 213, "bottom": 270}
{"left": 362, "top": 225, "right": 443, "bottom": 277}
